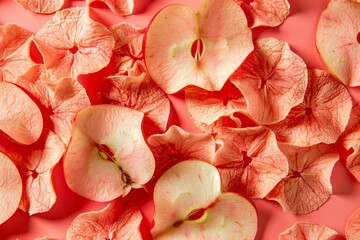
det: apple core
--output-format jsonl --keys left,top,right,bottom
{"left": 69, "top": 45, "right": 79, "bottom": 54}
{"left": 186, "top": 208, "right": 207, "bottom": 222}
{"left": 190, "top": 38, "right": 204, "bottom": 61}
{"left": 357, "top": 32, "right": 360, "bottom": 44}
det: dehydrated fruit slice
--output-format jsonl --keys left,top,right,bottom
{"left": 230, "top": 37, "right": 308, "bottom": 125}
{"left": 64, "top": 105, "right": 155, "bottom": 202}
{"left": 267, "top": 143, "right": 339, "bottom": 214}
{"left": 316, "top": 0, "right": 360, "bottom": 87}
{"left": 279, "top": 222, "right": 341, "bottom": 240}
{"left": 0, "top": 81, "right": 43, "bottom": 145}
{"left": 0, "top": 24, "right": 35, "bottom": 82}
{"left": 145, "top": 0, "right": 253, "bottom": 93}
{"left": 33, "top": 7, "right": 115, "bottom": 80}
{"left": 269, "top": 69, "right": 352, "bottom": 146}
{"left": 345, "top": 208, "right": 360, "bottom": 240}
{"left": 213, "top": 126, "right": 288, "bottom": 199}
{"left": 66, "top": 200, "right": 142, "bottom": 239}
{"left": 151, "top": 160, "right": 257, "bottom": 240}
{"left": 0, "top": 152, "right": 22, "bottom": 225}
{"left": 87, "top": 0, "right": 134, "bottom": 16}
{"left": 13, "top": 0, "right": 65, "bottom": 14}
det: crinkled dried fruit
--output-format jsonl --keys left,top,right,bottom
{"left": 13, "top": 0, "right": 65, "bottom": 14}
{"left": 87, "top": 0, "right": 134, "bottom": 16}
{"left": 279, "top": 221, "right": 341, "bottom": 240}
{"left": 345, "top": 208, "right": 360, "bottom": 240}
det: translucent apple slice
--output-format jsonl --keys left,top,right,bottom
{"left": 152, "top": 160, "right": 257, "bottom": 240}
{"left": 67, "top": 200, "right": 142, "bottom": 239}
{"left": 87, "top": 0, "right": 134, "bottom": 16}
{"left": 279, "top": 222, "right": 341, "bottom": 240}
{"left": 64, "top": 105, "right": 155, "bottom": 202}
{"left": 316, "top": 0, "right": 360, "bottom": 87}
{"left": 0, "top": 81, "right": 43, "bottom": 145}
{"left": 13, "top": 0, "right": 65, "bottom": 14}
{"left": 345, "top": 208, "right": 360, "bottom": 240}
{"left": 145, "top": 0, "right": 253, "bottom": 93}
{"left": 0, "top": 152, "right": 22, "bottom": 225}
{"left": 267, "top": 143, "right": 339, "bottom": 214}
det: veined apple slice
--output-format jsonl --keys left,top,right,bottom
{"left": 0, "top": 81, "right": 43, "bottom": 145}
{"left": 151, "top": 160, "right": 257, "bottom": 240}
{"left": 345, "top": 208, "right": 360, "bottom": 240}
{"left": 279, "top": 221, "right": 341, "bottom": 240}
{"left": 13, "top": 0, "right": 65, "bottom": 14}
{"left": 145, "top": 0, "right": 253, "bottom": 93}
{"left": 64, "top": 105, "right": 155, "bottom": 202}
{"left": 87, "top": 0, "right": 134, "bottom": 16}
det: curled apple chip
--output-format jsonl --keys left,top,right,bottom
{"left": 316, "top": 0, "right": 360, "bottom": 87}
{"left": 87, "top": 0, "right": 134, "bottom": 16}
{"left": 279, "top": 221, "right": 341, "bottom": 240}
{"left": 13, "top": 0, "right": 65, "bottom": 14}
{"left": 213, "top": 126, "right": 288, "bottom": 199}
{"left": 145, "top": 0, "right": 253, "bottom": 93}
{"left": 0, "top": 152, "right": 22, "bottom": 225}
{"left": 67, "top": 200, "right": 142, "bottom": 239}
{"left": 34, "top": 7, "right": 115, "bottom": 80}
{"left": 64, "top": 105, "right": 155, "bottom": 202}
{"left": 0, "top": 81, "right": 43, "bottom": 145}
{"left": 152, "top": 160, "right": 257, "bottom": 240}
{"left": 267, "top": 143, "right": 339, "bottom": 214}
{"left": 269, "top": 69, "right": 352, "bottom": 146}
{"left": 345, "top": 208, "right": 360, "bottom": 240}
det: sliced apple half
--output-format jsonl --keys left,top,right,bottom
{"left": 64, "top": 105, "right": 155, "bottom": 202}
{"left": 151, "top": 160, "right": 257, "bottom": 240}
{"left": 144, "top": 0, "right": 253, "bottom": 94}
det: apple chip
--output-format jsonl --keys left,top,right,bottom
{"left": 316, "top": 0, "right": 360, "bottom": 87}
{"left": 145, "top": 0, "right": 253, "bottom": 93}
{"left": 269, "top": 69, "right": 352, "bottom": 146}
{"left": 64, "top": 105, "right": 155, "bottom": 202}
{"left": 13, "top": 0, "right": 65, "bottom": 14}
{"left": 67, "top": 200, "right": 142, "bottom": 239}
{"left": 34, "top": 7, "right": 115, "bottom": 80}
{"left": 213, "top": 126, "right": 288, "bottom": 199}
{"left": 87, "top": 0, "right": 134, "bottom": 16}
{"left": 267, "top": 143, "right": 339, "bottom": 214}
{"left": 345, "top": 208, "right": 360, "bottom": 240}
{"left": 0, "top": 152, "right": 22, "bottom": 225}
{"left": 152, "top": 160, "right": 257, "bottom": 240}
{"left": 279, "top": 222, "right": 341, "bottom": 240}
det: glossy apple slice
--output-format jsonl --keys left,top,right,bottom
{"left": 151, "top": 160, "right": 257, "bottom": 240}
{"left": 145, "top": 0, "right": 253, "bottom": 93}
{"left": 64, "top": 105, "right": 155, "bottom": 202}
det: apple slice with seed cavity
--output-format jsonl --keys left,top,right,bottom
{"left": 145, "top": 0, "right": 253, "bottom": 93}
{"left": 151, "top": 160, "right": 257, "bottom": 240}
{"left": 64, "top": 105, "right": 155, "bottom": 202}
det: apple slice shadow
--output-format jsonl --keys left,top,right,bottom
{"left": 0, "top": 210, "right": 30, "bottom": 238}
{"left": 133, "top": 0, "right": 153, "bottom": 14}
{"left": 332, "top": 159, "right": 358, "bottom": 196}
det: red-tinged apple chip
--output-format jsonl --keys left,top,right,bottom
{"left": 144, "top": 0, "right": 253, "bottom": 94}
{"left": 87, "top": 0, "right": 134, "bottom": 16}
{"left": 316, "top": 0, "right": 360, "bottom": 87}
{"left": 230, "top": 37, "right": 307, "bottom": 125}
{"left": 67, "top": 200, "right": 142, "bottom": 239}
{"left": 33, "top": 7, "right": 115, "bottom": 80}
{"left": 279, "top": 222, "right": 341, "bottom": 240}
{"left": 0, "top": 81, "right": 43, "bottom": 145}
{"left": 0, "top": 152, "right": 22, "bottom": 225}
{"left": 13, "top": 0, "right": 64, "bottom": 14}
{"left": 345, "top": 208, "right": 360, "bottom": 240}
{"left": 0, "top": 24, "right": 35, "bottom": 82}
{"left": 268, "top": 69, "right": 352, "bottom": 146}
{"left": 213, "top": 126, "right": 288, "bottom": 199}
{"left": 151, "top": 160, "right": 257, "bottom": 240}
{"left": 64, "top": 105, "right": 155, "bottom": 202}
{"left": 267, "top": 143, "right": 339, "bottom": 214}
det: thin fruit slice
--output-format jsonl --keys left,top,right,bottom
{"left": 316, "top": 0, "right": 360, "bottom": 87}
{"left": 0, "top": 81, "right": 43, "bottom": 145}
{"left": 267, "top": 143, "right": 339, "bottom": 214}
{"left": 87, "top": 0, "right": 134, "bottom": 16}
{"left": 230, "top": 37, "right": 308, "bottom": 125}
{"left": 279, "top": 222, "right": 341, "bottom": 240}
{"left": 151, "top": 160, "right": 257, "bottom": 240}
{"left": 13, "top": 0, "right": 65, "bottom": 14}
{"left": 0, "top": 152, "right": 22, "bottom": 225}
{"left": 145, "top": 0, "right": 253, "bottom": 93}
{"left": 66, "top": 200, "right": 142, "bottom": 239}
{"left": 64, "top": 105, "right": 155, "bottom": 202}
{"left": 345, "top": 208, "right": 360, "bottom": 240}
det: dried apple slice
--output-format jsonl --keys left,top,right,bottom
{"left": 0, "top": 81, "right": 43, "bottom": 145}
{"left": 279, "top": 222, "right": 341, "bottom": 240}
{"left": 345, "top": 208, "right": 360, "bottom": 240}
{"left": 13, "top": 0, "right": 65, "bottom": 14}
{"left": 0, "top": 152, "right": 22, "bottom": 225}
{"left": 230, "top": 37, "right": 308, "bottom": 125}
{"left": 87, "top": 0, "right": 134, "bottom": 16}
{"left": 64, "top": 105, "right": 155, "bottom": 202}
{"left": 151, "top": 160, "right": 257, "bottom": 240}
{"left": 267, "top": 143, "right": 339, "bottom": 214}
{"left": 145, "top": 0, "right": 253, "bottom": 93}
{"left": 67, "top": 200, "right": 142, "bottom": 239}
{"left": 316, "top": 0, "right": 360, "bottom": 87}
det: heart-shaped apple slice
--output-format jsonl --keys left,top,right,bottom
{"left": 64, "top": 105, "right": 155, "bottom": 202}
{"left": 145, "top": 0, "right": 253, "bottom": 93}
{"left": 151, "top": 160, "right": 257, "bottom": 239}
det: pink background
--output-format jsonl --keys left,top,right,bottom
{"left": 1, "top": 0, "right": 360, "bottom": 239}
